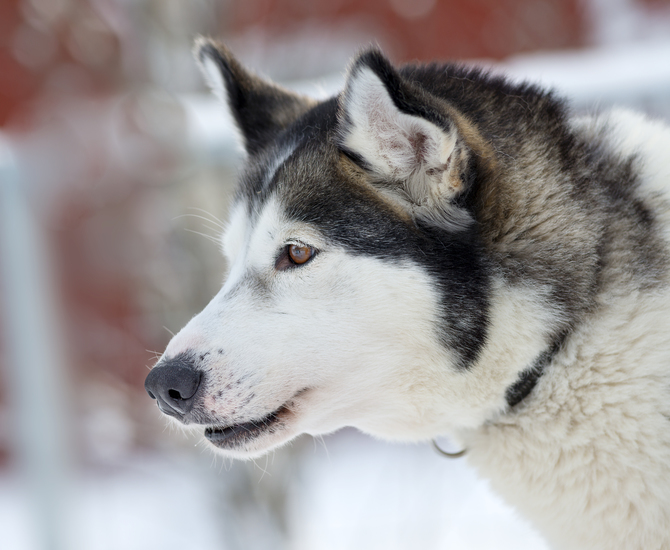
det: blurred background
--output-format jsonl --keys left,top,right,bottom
{"left": 1, "top": 1, "right": 670, "bottom": 549}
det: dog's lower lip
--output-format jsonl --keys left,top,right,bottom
{"left": 204, "top": 405, "right": 287, "bottom": 445}
{"left": 204, "top": 388, "right": 310, "bottom": 448}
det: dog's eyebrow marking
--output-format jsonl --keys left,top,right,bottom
{"left": 261, "top": 142, "right": 298, "bottom": 194}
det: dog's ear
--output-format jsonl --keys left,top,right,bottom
{"left": 337, "top": 49, "right": 476, "bottom": 231}
{"left": 195, "top": 38, "right": 316, "bottom": 155}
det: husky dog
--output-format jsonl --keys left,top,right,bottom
{"left": 145, "top": 39, "right": 670, "bottom": 549}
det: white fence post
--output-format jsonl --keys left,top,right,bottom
{"left": 0, "top": 135, "right": 72, "bottom": 550}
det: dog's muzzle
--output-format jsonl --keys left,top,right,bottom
{"left": 144, "top": 355, "right": 202, "bottom": 421}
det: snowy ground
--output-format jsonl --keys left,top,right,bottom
{"left": 287, "top": 430, "right": 548, "bottom": 550}
{"left": 2, "top": 453, "right": 224, "bottom": 550}
{"left": 2, "top": 430, "right": 548, "bottom": 550}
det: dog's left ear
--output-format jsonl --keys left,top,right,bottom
{"left": 195, "top": 38, "right": 316, "bottom": 156}
{"left": 337, "top": 49, "right": 476, "bottom": 230}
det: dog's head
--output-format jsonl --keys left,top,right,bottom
{"left": 145, "top": 40, "right": 553, "bottom": 458}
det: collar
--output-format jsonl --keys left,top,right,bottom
{"left": 505, "top": 335, "right": 565, "bottom": 409}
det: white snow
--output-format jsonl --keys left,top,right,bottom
{"left": 503, "top": 40, "right": 670, "bottom": 111}
{"left": 2, "top": 433, "right": 549, "bottom": 550}
{"left": 287, "top": 430, "right": 548, "bottom": 550}
{"left": 2, "top": 454, "right": 225, "bottom": 550}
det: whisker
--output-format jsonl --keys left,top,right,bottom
{"left": 316, "top": 435, "right": 330, "bottom": 461}
{"left": 173, "top": 212, "right": 225, "bottom": 231}
{"left": 184, "top": 228, "right": 221, "bottom": 245}
{"left": 186, "top": 207, "right": 227, "bottom": 230}
{"left": 173, "top": 214, "right": 225, "bottom": 237}
{"left": 253, "top": 456, "right": 271, "bottom": 481}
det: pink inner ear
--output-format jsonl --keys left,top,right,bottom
{"left": 339, "top": 66, "right": 465, "bottom": 211}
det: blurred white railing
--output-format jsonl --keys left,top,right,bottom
{"left": 0, "top": 136, "right": 72, "bottom": 550}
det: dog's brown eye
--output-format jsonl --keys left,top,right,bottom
{"left": 288, "top": 244, "right": 313, "bottom": 265}
{"left": 275, "top": 243, "right": 317, "bottom": 270}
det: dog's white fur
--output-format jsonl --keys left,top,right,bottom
{"left": 161, "top": 51, "right": 670, "bottom": 548}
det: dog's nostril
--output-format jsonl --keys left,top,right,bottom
{"left": 144, "top": 355, "right": 203, "bottom": 417}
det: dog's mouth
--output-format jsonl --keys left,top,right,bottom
{"left": 203, "top": 388, "right": 311, "bottom": 451}
{"left": 204, "top": 403, "right": 291, "bottom": 449}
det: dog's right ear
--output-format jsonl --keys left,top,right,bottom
{"left": 195, "top": 38, "right": 315, "bottom": 155}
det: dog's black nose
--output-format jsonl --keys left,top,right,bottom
{"left": 144, "top": 356, "right": 202, "bottom": 419}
